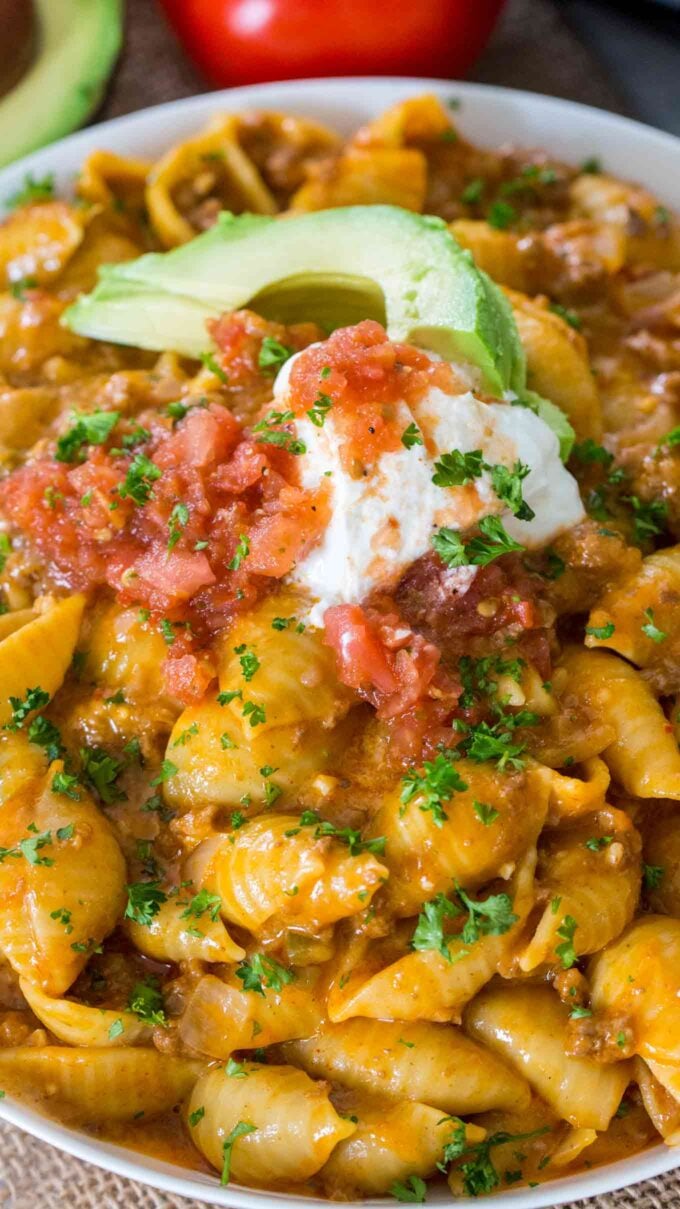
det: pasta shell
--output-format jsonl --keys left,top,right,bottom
{"left": 283, "top": 1019, "right": 531, "bottom": 1115}
{"left": 0, "top": 202, "right": 88, "bottom": 287}
{"left": 321, "top": 1100, "right": 485, "bottom": 1198}
{"left": 216, "top": 589, "right": 352, "bottom": 733}
{"left": 465, "top": 985, "right": 631, "bottom": 1130}
{"left": 0, "top": 771, "right": 126, "bottom": 995}
{"left": 590, "top": 915, "right": 680, "bottom": 1068}
{"left": 146, "top": 115, "right": 277, "bottom": 249}
{"left": 165, "top": 700, "right": 341, "bottom": 812}
{"left": 0, "top": 1047, "right": 202, "bottom": 1122}
{"left": 19, "top": 979, "right": 152, "bottom": 1048}
{"left": 0, "top": 731, "right": 46, "bottom": 801}
{"left": 187, "top": 1064, "right": 355, "bottom": 1185}
{"left": 370, "top": 760, "right": 549, "bottom": 916}
{"left": 0, "top": 594, "right": 85, "bottom": 727}
{"left": 187, "top": 814, "right": 387, "bottom": 933}
{"left": 179, "top": 971, "right": 323, "bottom": 1059}
{"left": 0, "top": 607, "right": 34, "bottom": 642}
{"left": 125, "top": 897, "right": 244, "bottom": 965}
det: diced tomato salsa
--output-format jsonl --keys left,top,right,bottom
{"left": 1, "top": 313, "right": 544, "bottom": 717}
{"left": 287, "top": 318, "right": 459, "bottom": 471}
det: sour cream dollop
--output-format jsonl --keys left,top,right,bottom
{"left": 274, "top": 344, "right": 584, "bottom": 623}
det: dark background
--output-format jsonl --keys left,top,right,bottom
{"left": 101, "top": 0, "right": 680, "bottom": 133}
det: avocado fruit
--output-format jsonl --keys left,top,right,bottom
{"left": 0, "top": 0, "right": 123, "bottom": 169}
{"left": 64, "top": 206, "right": 526, "bottom": 396}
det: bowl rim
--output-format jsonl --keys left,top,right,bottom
{"left": 0, "top": 73, "right": 679, "bottom": 1209}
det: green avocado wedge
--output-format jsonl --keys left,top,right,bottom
{"left": 0, "top": 0, "right": 123, "bottom": 169}
{"left": 64, "top": 206, "right": 525, "bottom": 397}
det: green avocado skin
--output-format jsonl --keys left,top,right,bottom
{"left": 65, "top": 206, "right": 525, "bottom": 397}
{"left": 0, "top": 0, "right": 123, "bottom": 169}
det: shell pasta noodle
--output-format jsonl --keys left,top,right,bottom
{"left": 2, "top": 91, "right": 680, "bottom": 1205}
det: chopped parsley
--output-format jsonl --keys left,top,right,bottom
{"left": 258, "top": 337, "right": 293, "bottom": 374}
{"left": 307, "top": 392, "right": 333, "bottom": 427}
{"left": 50, "top": 907, "right": 73, "bottom": 933}
{"left": 27, "top": 714, "right": 64, "bottom": 761}
{"left": 626, "top": 495, "right": 668, "bottom": 544}
{"left": 124, "top": 881, "right": 168, "bottom": 926}
{"left": 555, "top": 915, "right": 578, "bottom": 969}
{"left": 585, "top": 621, "right": 615, "bottom": 640}
{"left": 220, "top": 1121, "right": 256, "bottom": 1186}
{"left": 449, "top": 1128, "right": 549, "bottom": 1197}
{"left": 458, "top": 654, "right": 525, "bottom": 708}
{"left": 584, "top": 835, "right": 613, "bottom": 851}
{"left": 118, "top": 453, "right": 162, "bottom": 506}
{"left": 80, "top": 746, "right": 126, "bottom": 804}
{"left": 108, "top": 1018, "right": 124, "bottom": 1041}
{"left": 432, "top": 516, "right": 524, "bottom": 568}
{"left": 432, "top": 449, "right": 484, "bottom": 487}
{"left": 167, "top": 502, "right": 189, "bottom": 552}
{"left": 226, "top": 1057, "right": 249, "bottom": 1078}
{"left": 431, "top": 449, "right": 534, "bottom": 519}
{"left": 234, "top": 644, "right": 260, "bottom": 681}
{"left": 228, "top": 533, "right": 250, "bottom": 571}
{"left": 456, "top": 885, "right": 518, "bottom": 945}
{"left": 487, "top": 201, "right": 517, "bottom": 230}
{"left": 390, "top": 1176, "right": 427, "bottom": 1203}
{"left": 641, "top": 608, "right": 667, "bottom": 643}
{"left": 242, "top": 700, "right": 266, "bottom": 727}
{"left": 127, "top": 978, "right": 168, "bottom": 1026}
{"left": 572, "top": 439, "right": 613, "bottom": 467}
{"left": 473, "top": 800, "right": 499, "bottom": 826}
{"left": 200, "top": 351, "right": 228, "bottom": 384}
{"left": 454, "top": 710, "right": 533, "bottom": 771}
{"left": 51, "top": 770, "right": 81, "bottom": 801}
{"left": 490, "top": 461, "right": 534, "bottom": 521}
{"left": 235, "top": 953, "right": 296, "bottom": 997}
{"left": 291, "top": 809, "right": 386, "bottom": 856}
{"left": 180, "top": 889, "right": 222, "bottom": 923}
{"left": 401, "top": 753, "right": 469, "bottom": 827}
{"left": 166, "top": 400, "right": 189, "bottom": 421}
{"left": 549, "top": 303, "right": 582, "bottom": 330}
{"left": 159, "top": 618, "right": 175, "bottom": 645}
{"left": 188, "top": 1106, "right": 205, "bottom": 1127}
{"left": 4, "top": 686, "right": 50, "bottom": 731}
{"left": 8, "top": 276, "right": 35, "bottom": 301}
{"left": 658, "top": 425, "right": 680, "bottom": 450}
{"left": 412, "top": 893, "right": 460, "bottom": 961}
{"left": 253, "top": 410, "right": 306, "bottom": 455}
{"left": 149, "top": 759, "right": 178, "bottom": 786}
{"left": 401, "top": 422, "right": 423, "bottom": 449}
{"left": 172, "top": 721, "right": 199, "bottom": 747}
{"left": 643, "top": 863, "right": 664, "bottom": 890}
{"left": 461, "top": 178, "right": 484, "bottom": 205}
{"left": 7, "top": 172, "right": 55, "bottom": 208}
{"left": 580, "top": 156, "right": 602, "bottom": 174}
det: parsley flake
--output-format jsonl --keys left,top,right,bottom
{"left": 258, "top": 337, "right": 293, "bottom": 374}
{"left": 641, "top": 608, "right": 667, "bottom": 643}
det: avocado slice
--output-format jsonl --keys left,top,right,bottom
{"left": 0, "top": 0, "right": 123, "bottom": 169}
{"left": 65, "top": 206, "right": 525, "bottom": 395}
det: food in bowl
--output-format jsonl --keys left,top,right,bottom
{"left": 0, "top": 93, "right": 679, "bottom": 1200}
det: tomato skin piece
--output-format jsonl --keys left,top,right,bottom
{"left": 324, "top": 603, "right": 400, "bottom": 696}
{"left": 157, "top": 0, "right": 506, "bottom": 87}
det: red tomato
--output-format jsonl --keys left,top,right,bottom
{"left": 157, "top": 0, "right": 506, "bottom": 86}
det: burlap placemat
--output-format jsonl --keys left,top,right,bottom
{"left": 1, "top": 1, "right": 675, "bottom": 1205}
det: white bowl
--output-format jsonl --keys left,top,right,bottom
{"left": 1, "top": 76, "right": 679, "bottom": 1209}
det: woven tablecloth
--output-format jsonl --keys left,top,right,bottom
{"left": 2, "top": 0, "right": 678, "bottom": 1205}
